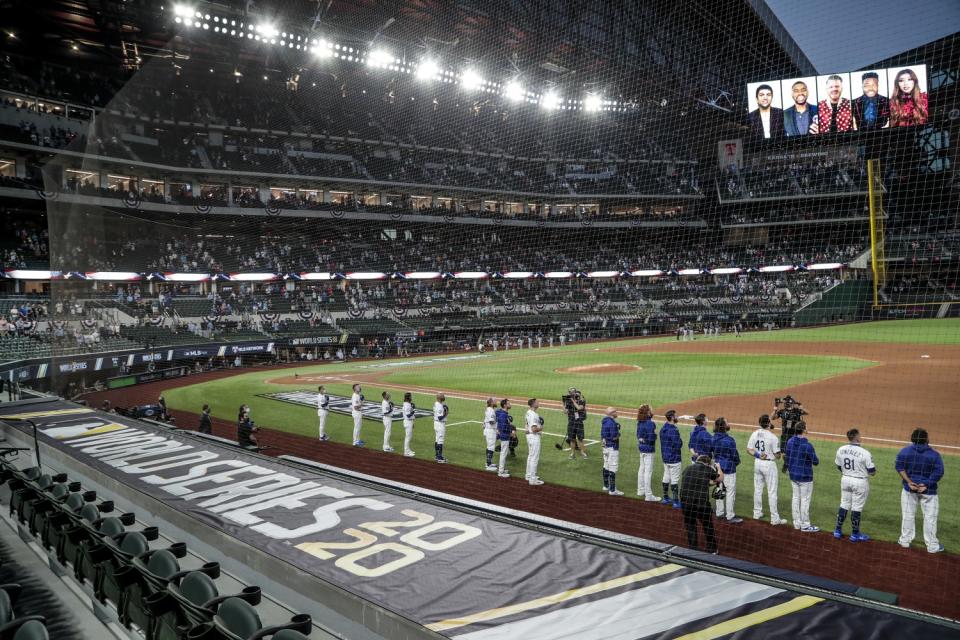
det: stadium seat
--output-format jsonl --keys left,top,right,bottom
{"left": 123, "top": 549, "right": 219, "bottom": 634}
{"left": 0, "top": 586, "right": 46, "bottom": 639}
{"left": 65, "top": 512, "right": 135, "bottom": 582}
{"left": 145, "top": 570, "right": 261, "bottom": 640}
{"left": 197, "top": 597, "right": 312, "bottom": 640}
{"left": 9, "top": 620, "right": 49, "bottom": 640}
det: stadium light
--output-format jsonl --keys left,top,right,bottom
{"left": 173, "top": 4, "right": 193, "bottom": 18}
{"left": 710, "top": 267, "right": 743, "bottom": 275}
{"left": 165, "top": 273, "right": 211, "bottom": 282}
{"left": 415, "top": 59, "right": 441, "bottom": 81}
{"left": 85, "top": 272, "right": 142, "bottom": 281}
{"left": 503, "top": 79, "right": 525, "bottom": 102}
{"left": 460, "top": 69, "right": 485, "bottom": 91}
{"left": 366, "top": 49, "right": 394, "bottom": 68}
{"left": 311, "top": 40, "right": 333, "bottom": 58}
{"left": 230, "top": 273, "right": 279, "bottom": 281}
{"left": 256, "top": 23, "right": 279, "bottom": 39}
{"left": 541, "top": 89, "right": 562, "bottom": 110}
{"left": 583, "top": 94, "right": 603, "bottom": 112}
{"left": 4, "top": 270, "right": 58, "bottom": 280}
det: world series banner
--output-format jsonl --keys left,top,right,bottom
{"left": 1, "top": 401, "right": 956, "bottom": 639}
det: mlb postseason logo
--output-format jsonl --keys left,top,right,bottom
{"left": 259, "top": 391, "right": 433, "bottom": 422}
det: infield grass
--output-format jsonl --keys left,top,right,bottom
{"left": 162, "top": 318, "right": 959, "bottom": 551}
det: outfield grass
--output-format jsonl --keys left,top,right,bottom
{"left": 163, "top": 318, "right": 958, "bottom": 552}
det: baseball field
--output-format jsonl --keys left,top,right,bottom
{"left": 160, "top": 318, "right": 960, "bottom": 551}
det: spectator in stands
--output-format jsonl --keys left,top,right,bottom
{"left": 784, "top": 80, "right": 818, "bottom": 136}
{"left": 852, "top": 72, "right": 890, "bottom": 131}
{"left": 748, "top": 84, "right": 783, "bottom": 140}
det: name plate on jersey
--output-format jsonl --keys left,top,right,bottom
{"left": 259, "top": 391, "right": 433, "bottom": 422}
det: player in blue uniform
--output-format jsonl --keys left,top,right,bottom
{"left": 710, "top": 417, "right": 743, "bottom": 523}
{"left": 689, "top": 413, "right": 712, "bottom": 462}
{"left": 635, "top": 404, "right": 660, "bottom": 501}
{"left": 600, "top": 408, "right": 623, "bottom": 496}
{"left": 660, "top": 410, "right": 683, "bottom": 508}
{"left": 785, "top": 422, "right": 819, "bottom": 532}
{"left": 495, "top": 399, "right": 516, "bottom": 478}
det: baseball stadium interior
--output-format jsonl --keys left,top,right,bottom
{"left": 0, "top": 1, "right": 958, "bottom": 639}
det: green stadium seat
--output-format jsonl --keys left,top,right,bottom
{"left": 10, "top": 620, "right": 49, "bottom": 640}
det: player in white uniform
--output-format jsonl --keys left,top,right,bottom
{"left": 833, "top": 428, "right": 876, "bottom": 541}
{"left": 380, "top": 391, "right": 395, "bottom": 452}
{"left": 401, "top": 392, "right": 416, "bottom": 457}
{"left": 316, "top": 385, "right": 330, "bottom": 441}
{"left": 746, "top": 414, "right": 787, "bottom": 525}
{"left": 483, "top": 397, "right": 498, "bottom": 471}
{"left": 350, "top": 383, "right": 365, "bottom": 447}
{"left": 433, "top": 393, "right": 448, "bottom": 463}
{"left": 525, "top": 398, "right": 544, "bottom": 485}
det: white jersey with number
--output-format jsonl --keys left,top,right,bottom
{"left": 317, "top": 393, "right": 329, "bottom": 414}
{"left": 351, "top": 392, "right": 362, "bottom": 413}
{"left": 434, "top": 402, "right": 448, "bottom": 423}
{"left": 525, "top": 409, "right": 540, "bottom": 434}
{"left": 381, "top": 399, "right": 394, "bottom": 418}
{"left": 835, "top": 443, "right": 875, "bottom": 479}
{"left": 484, "top": 407, "right": 496, "bottom": 430}
{"left": 402, "top": 401, "right": 415, "bottom": 427}
{"left": 747, "top": 429, "right": 780, "bottom": 461}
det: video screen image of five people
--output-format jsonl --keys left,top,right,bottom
{"left": 747, "top": 66, "right": 928, "bottom": 140}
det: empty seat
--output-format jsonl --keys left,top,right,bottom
{"left": 10, "top": 620, "right": 49, "bottom": 640}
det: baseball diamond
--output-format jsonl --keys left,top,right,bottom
{"left": 2, "top": 2, "right": 960, "bottom": 638}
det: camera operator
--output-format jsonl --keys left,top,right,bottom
{"left": 773, "top": 395, "right": 808, "bottom": 472}
{"left": 556, "top": 387, "right": 588, "bottom": 459}
{"left": 237, "top": 408, "right": 259, "bottom": 449}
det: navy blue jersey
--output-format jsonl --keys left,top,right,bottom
{"left": 636, "top": 419, "right": 657, "bottom": 453}
{"left": 495, "top": 409, "right": 514, "bottom": 441}
{"left": 710, "top": 432, "right": 740, "bottom": 474}
{"left": 660, "top": 422, "right": 683, "bottom": 464}
{"left": 600, "top": 416, "right": 621, "bottom": 450}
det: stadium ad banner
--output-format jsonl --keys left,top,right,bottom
{"left": 746, "top": 65, "right": 928, "bottom": 139}
{"left": 0, "top": 341, "right": 276, "bottom": 382}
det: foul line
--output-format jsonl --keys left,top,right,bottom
{"left": 425, "top": 564, "right": 684, "bottom": 632}
{"left": 672, "top": 595, "right": 823, "bottom": 640}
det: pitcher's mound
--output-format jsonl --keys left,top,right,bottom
{"left": 555, "top": 364, "right": 641, "bottom": 374}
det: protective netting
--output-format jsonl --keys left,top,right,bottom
{"left": 1, "top": 0, "right": 959, "bottom": 621}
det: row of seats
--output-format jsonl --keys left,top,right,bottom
{"left": 0, "top": 449, "right": 314, "bottom": 640}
